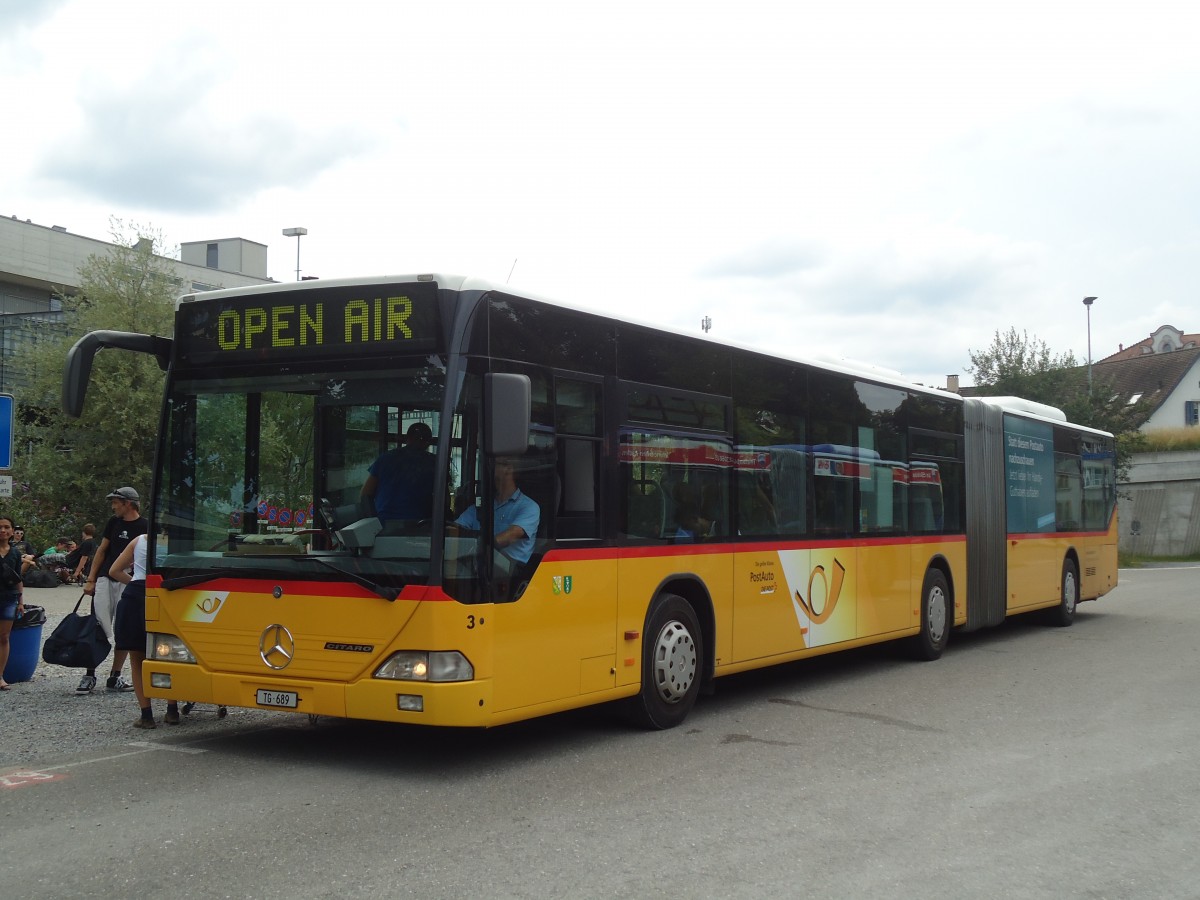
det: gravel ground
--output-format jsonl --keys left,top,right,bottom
{"left": 2, "top": 584, "right": 283, "bottom": 762}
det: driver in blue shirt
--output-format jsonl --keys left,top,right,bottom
{"left": 452, "top": 457, "right": 540, "bottom": 568}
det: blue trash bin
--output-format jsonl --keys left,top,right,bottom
{"left": 5, "top": 605, "right": 46, "bottom": 683}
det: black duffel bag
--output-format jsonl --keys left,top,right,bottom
{"left": 23, "top": 568, "right": 60, "bottom": 589}
{"left": 41, "top": 594, "right": 111, "bottom": 669}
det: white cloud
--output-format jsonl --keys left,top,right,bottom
{"left": 5, "top": 0, "right": 1200, "bottom": 389}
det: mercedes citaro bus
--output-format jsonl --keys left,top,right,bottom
{"left": 63, "top": 274, "right": 1117, "bottom": 729}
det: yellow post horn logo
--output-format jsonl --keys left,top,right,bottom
{"left": 795, "top": 558, "right": 846, "bottom": 625}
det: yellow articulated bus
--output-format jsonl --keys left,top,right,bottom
{"left": 63, "top": 275, "right": 1118, "bottom": 729}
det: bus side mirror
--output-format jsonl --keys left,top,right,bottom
{"left": 63, "top": 330, "right": 171, "bottom": 417}
{"left": 485, "top": 373, "right": 531, "bottom": 456}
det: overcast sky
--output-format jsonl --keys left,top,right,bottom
{"left": 3, "top": 0, "right": 1198, "bottom": 387}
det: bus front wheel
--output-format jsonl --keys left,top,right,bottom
{"left": 1050, "top": 559, "right": 1079, "bottom": 627}
{"left": 630, "top": 593, "right": 703, "bottom": 730}
{"left": 909, "top": 568, "right": 950, "bottom": 661}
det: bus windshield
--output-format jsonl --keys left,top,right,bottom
{"left": 153, "top": 357, "right": 457, "bottom": 591}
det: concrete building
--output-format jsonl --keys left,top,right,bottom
{"left": 0, "top": 214, "right": 272, "bottom": 392}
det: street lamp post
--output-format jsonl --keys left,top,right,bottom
{"left": 282, "top": 227, "right": 307, "bottom": 281}
{"left": 1083, "top": 296, "right": 1097, "bottom": 394}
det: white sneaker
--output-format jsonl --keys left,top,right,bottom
{"left": 75, "top": 675, "right": 98, "bottom": 694}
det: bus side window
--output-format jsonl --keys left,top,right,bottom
{"left": 625, "top": 481, "right": 663, "bottom": 539}
{"left": 555, "top": 378, "right": 603, "bottom": 539}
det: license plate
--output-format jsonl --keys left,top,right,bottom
{"left": 256, "top": 689, "right": 298, "bottom": 708}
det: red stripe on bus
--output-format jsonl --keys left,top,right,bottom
{"left": 1007, "top": 530, "right": 1112, "bottom": 541}
{"left": 148, "top": 574, "right": 456, "bottom": 602}
{"left": 540, "top": 534, "right": 965, "bottom": 563}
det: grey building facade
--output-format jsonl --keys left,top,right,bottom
{"left": 0, "top": 215, "right": 272, "bottom": 393}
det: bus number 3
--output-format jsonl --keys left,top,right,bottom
{"left": 466, "top": 615, "right": 485, "bottom": 629}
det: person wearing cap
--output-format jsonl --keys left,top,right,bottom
{"left": 76, "top": 487, "right": 149, "bottom": 696}
{"left": 360, "top": 421, "right": 438, "bottom": 526}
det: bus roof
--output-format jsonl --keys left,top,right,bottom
{"left": 179, "top": 273, "right": 969, "bottom": 403}
{"left": 967, "top": 395, "right": 1113, "bottom": 439}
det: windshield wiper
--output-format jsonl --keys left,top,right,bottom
{"left": 160, "top": 569, "right": 245, "bottom": 591}
{"left": 301, "top": 556, "right": 401, "bottom": 601}
{"left": 160, "top": 560, "right": 401, "bottom": 601}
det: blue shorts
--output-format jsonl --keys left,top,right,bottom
{"left": 0, "top": 596, "right": 17, "bottom": 622}
{"left": 113, "top": 581, "right": 147, "bottom": 652}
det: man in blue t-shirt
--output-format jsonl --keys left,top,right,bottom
{"left": 361, "top": 422, "right": 438, "bottom": 524}
{"left": 453, "top": 457, "right": 540, "bottom": 567}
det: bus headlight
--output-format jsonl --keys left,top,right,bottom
{"left": 149, "top": 633, "right": 196, "bottom": 663}
{"left": 375, "top": 651, "right": 473, "bottom": 682}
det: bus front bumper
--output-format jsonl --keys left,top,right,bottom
{"left": 144, "top": 663, "right": 494, "bottom": 727}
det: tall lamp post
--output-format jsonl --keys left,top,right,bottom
{"left": 1084, "top": 296, "right": 1099, "bottom": 393}
{"left": 282, "top": 227, "right": 307, "bottom": 281}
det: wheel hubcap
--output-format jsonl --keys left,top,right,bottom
{"left": 1064, "top": 571, "right": 1077, "bottom": 614}
{"left": 927, "top": 586, "right": 947, "bottom": 644}
{"left": 652, "top": 620, "right": 697, "bottom": 704}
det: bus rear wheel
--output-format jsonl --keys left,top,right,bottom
{"left": 630, "top": 593, "right": 703, "bottom": 730}
{"left": 909, "top": 568, "right": 950, "bottom": 661}
{"left": 1050, "top": 558, "right": 1079, "bottom": 627}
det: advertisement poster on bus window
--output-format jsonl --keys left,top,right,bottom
{"left": 1004, "top": 416, "right": 1055, "bottom": 533}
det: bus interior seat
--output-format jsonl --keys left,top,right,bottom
{"left": 911, "top": 497, "right": 935, "bottom": 533}
{"left": 626, "top": 483, "right": 663, "bottom": 539}
{"left": 700, "top": 482, "right": 726, "bottom": 537}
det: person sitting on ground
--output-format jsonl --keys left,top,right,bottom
{"left": 11, "top": 527, "right": 36, "bottom": 559}
{"left": 43, "top": 537, "right": 71, "bottom": 556}
{"left": 38, "top": 537, "right": 73, "bottom": 566}
{"left": 36, "top": 537, "right": 76, "bottom": 583}
{"left": 65, "top": 524, "right": 96, "bottom": 584}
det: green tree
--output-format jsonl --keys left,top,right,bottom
{"left": 10, "top": 221, "right": 177, "bottom": 543}
{"left": 966, "top": 327, "right": 1082, "bottom": 406}
{"left": 967, "top": 326, "right": 1149, "bottom": 436}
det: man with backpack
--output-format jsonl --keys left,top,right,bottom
{"left": 76, "top": 488, "right": 148, "bottom": 695}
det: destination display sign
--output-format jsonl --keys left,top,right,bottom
{"left": 175, "top": 282, "right": 442, "bottom": 366}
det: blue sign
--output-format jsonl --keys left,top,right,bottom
{"left": 0, "top": 394, "right": 12, "bottom": 470}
